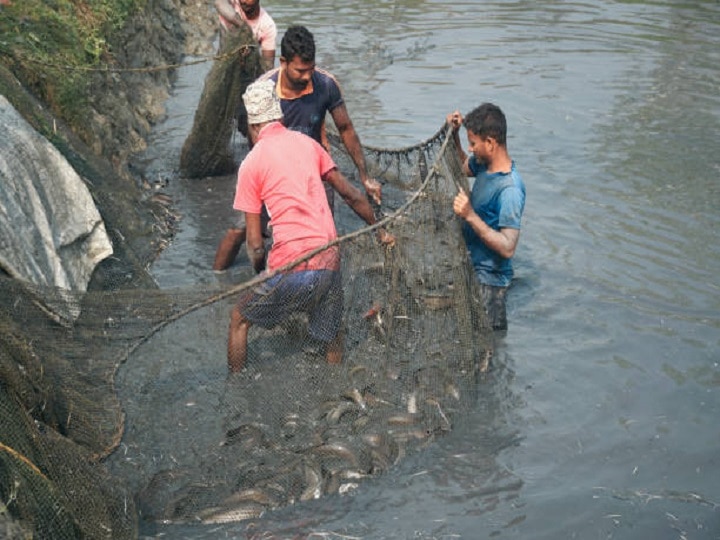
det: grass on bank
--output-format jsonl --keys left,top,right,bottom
{"left": 0, "top": 0, "right": 146, "bottom": 129}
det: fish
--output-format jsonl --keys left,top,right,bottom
{"left": 255, "top": 463, "right": 307, "bottom": 505}
{"left": 352, "top": 415, "right": 370, "bottom": 430}
{"left": 343, "top": 387, "right": 367, "bottom": 410}
{"left": 311, "top": 441, "right": 360, "bottom": 468}
{"left": 349, "top": 364, "right": 369, "bottom": 378}
{"left": 362, "top": 433, "right": 400, "bottom": 471}
{"left": 223, "top": 423, "right": 270, "bottom": 448}
{"left": 386, "top": 412, "right": 420, "bottom": 426}
{"left": 325, "top": 401, "right": 358, "bottom": 424}
{"left": 300, "top": 461, "right": 323, "bottom": 502}
{"left": 420, "top": 293, "right": 453, "bottom": 310}
{"left": 337, "top": 469, "right": 369, "bottom": 481}
{"left": 363, "top": 302, "right": 387, "bottom": 339}
{"left": 362, "top": 432, "right": 386, "bottom": 448}
{"left": 338, "top": 482, "right": 359, "bottom": 495}
{"left": 407, "top": 392, "right": 418, "bottom": 414}
{"left": 390, "top": 428, "right": 432, "bottom": 443}
{"left": 222, "top": 487, "right": 277, "bottom": 508}
{"left": 197, "top": 502, "right": 265, "bottom": 524}
{"left": 364, "top": 392, "right": 395, "bottom": 408}
{"left": 444, "top": 381, "right": 461, "bottom": 401}
{"left": 362, "top": 302, "right": 382, "bottom": 320}
{"left": 479, "top": 348, "right": 493, "bottom": 373}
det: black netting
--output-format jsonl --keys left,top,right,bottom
{"left": 0, "top": 125, "right": 492, "bottom": 535}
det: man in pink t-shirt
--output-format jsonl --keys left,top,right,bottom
{"left": 215, "top": 0, "right": 277, "bottom": 72}
{"left": 227, "top": 80, "right": 394, "bottom": 373}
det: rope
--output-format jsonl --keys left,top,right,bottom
{"left": 8, "top": 44, "right": 257, "bottom": 74}
{"left": 327, "top": 124, "right": 447, "bottom": 156}
{"left": 120, "top": 124, "right": 457, "bottom": 360}
{"left": 0, "top": 442, "right": 48, "bottom": 481}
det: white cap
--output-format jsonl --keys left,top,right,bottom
{"left": 242, "top": 79, "right": 283, "bottom": 125}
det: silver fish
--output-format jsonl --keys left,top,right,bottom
{"left": 222, "top": 487, "right": 277, "bottom": 508}
{"left": 325, "top": 401, "right": 358, "bottom": 424}
{"left": 198, "top": 502, "right": 265, "bottom": 524}
{"left": 386, "top": 412, "right": 419, "bottom": 426}
{"left": 300, "top": 461, "right": 323, "bottom": 502}
{"left": 311, "top": 441, "right": 359, "bottom": 468}
{"left": 343, "top": 387, "right": 367, "bottom": 410}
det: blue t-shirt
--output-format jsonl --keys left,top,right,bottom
{"left": 463, "top": 157, "right": 526, "bottom": 287}
{"left": 263, "top": 67, "right": 344, "bottom": 144}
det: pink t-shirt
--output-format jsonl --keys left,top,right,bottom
{"left": 234, "top": 122, "right": 339, "bottom": 271}
{"left": 218, "top": 5, "right": 277, "bottom": 52}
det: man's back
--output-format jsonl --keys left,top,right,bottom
{"left": 233, "top": 122, "right": 339, "bottom": 270}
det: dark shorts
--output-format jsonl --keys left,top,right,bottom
{"left": 478, "top": 284, "right": 508, "bottom": 331}
{"left": 238, "top": 269, "right": 343, "bottom": 342}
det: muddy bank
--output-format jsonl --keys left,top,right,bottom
{"left": 0, "top": 5, "right": 225, "bottom": 537}
{"left": 87, "top": 0, "right": 218, "bottom": 178}
{"left": 0, "top": 0, "right": 221, "bottom": 287}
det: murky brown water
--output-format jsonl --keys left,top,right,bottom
{"left": 129, "top": 1, "right": 720, "bottom": 537}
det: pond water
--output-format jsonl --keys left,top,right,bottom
{"left": 136, "top": 1, "right": 720, "bottom": 538}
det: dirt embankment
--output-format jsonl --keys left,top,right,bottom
{"left": 0, "top": 0, "right": 228, "bottom": 288}
{"left": 87, "top": 0, "right": 218, "bottom": 178}
{"left": 1, "top": 0, "right": 220, "bottom": 284}
{"left": 1, "top": 0, "right": 219, "bottom": 180}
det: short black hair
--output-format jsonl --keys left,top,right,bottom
{"left": 464, "top": 103, "right": 507, "bottom": 145}
{"left": 281, "top": 25, "right": 315, "bottom": 63}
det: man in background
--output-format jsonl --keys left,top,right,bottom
{"left": 446, "top": 103, "right": 526, "bottom": 331}
{"left": 215, "top": 0, "right": 276, "bottom": 72}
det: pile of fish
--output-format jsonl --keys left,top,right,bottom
{"left": 128, "top": 168, "right": 486, "bottom": 525}
{"left": 135, "top": 309, "right": 481, "bottom": 525}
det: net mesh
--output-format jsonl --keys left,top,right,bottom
{"left": 0, "top": 124, "right": 492, "bottom": 536}
{"left": 179, "top": 26, "right": 261, "bottom": 178}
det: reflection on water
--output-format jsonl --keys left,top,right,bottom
{"left": 134, "top": 0, "right": 720, "bottom": 537}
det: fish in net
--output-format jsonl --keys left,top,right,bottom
{"left": 0, "top": 125, "right": 492, "bottom": 536}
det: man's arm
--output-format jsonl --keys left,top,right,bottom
{"left": 453, "top": 190, "right": 520, "bottom": 259}
{"left": 446, "top": 111, "right": 472, "bottom": 176}
{"left": 260, "top": 50, "right": 275, "bottom": 72}
{"left": 215, "top": 0, "right": 242, "bottom": 26}
{"left": 244, "top": 212, "right": 266, "bottom": 273}
{"left": 258, "top": 15, "right": 277, "bottom": 72}
{"left": 330, "top": 105, "right": 382, "bottom": 204}
{"left": 323, "top": 168, "right": 394, "bottom": 246}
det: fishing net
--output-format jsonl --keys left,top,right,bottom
{"left": 0, "top": 124, "right": 492, "bottom": 537}
{"left": 179, "top": 26, "right": 261, "bottom": 178}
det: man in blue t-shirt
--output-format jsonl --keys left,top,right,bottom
{"left": 214, "top": 25, "right": 381, "bottom": 271}
{"left": 446, "top": 103, "right": 526, "bottom": 331}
